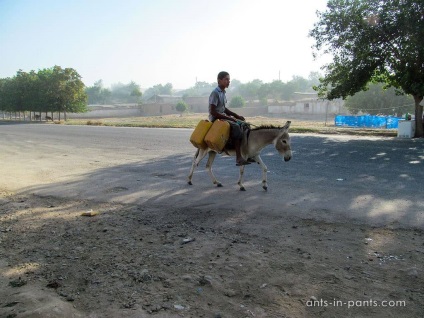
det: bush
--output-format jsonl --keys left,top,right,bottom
{"left": 229, "top": 95, "right": 245, "bottom": 108}
{"left": 176, "top": 101, "right": 188, "bottom": 114}
{"left": 86, "top": 120, "right": 103, "bottom": 126}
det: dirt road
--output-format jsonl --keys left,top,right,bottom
{"left": 0, "top": 123, "right": 423, "bottom": 317}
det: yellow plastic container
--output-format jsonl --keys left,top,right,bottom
{"left": 190, "top": 120, "right": 213, "bottom": 149}
{"left": 204, "top": 120, "right": 230, "bottom": 152}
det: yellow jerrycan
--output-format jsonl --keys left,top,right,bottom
{"left": 189, "top": 120, "right": 213, "bottom": 149}
{"left": 204, "top": 119, "right": 230, "bottom": 152}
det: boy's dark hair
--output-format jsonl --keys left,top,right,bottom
{"left": 217, "top": 71, "right": 229, "bottom": 80}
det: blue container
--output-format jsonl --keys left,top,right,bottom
{"left": 335, "top": 115, "right": 401, "bottom": 129}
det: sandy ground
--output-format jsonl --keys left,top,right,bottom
{"left": 0, "top": 122, "right": 423, "bottom": 318}
{"left": 1, "top": 189, "right": 423, "bottom": 318}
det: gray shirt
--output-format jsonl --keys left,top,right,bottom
{"left": 208, "top": 86, "right": 227, "bottom": 121}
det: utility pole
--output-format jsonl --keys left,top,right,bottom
{"left": 325, "top": 100, "right": 329, "bottom": 126}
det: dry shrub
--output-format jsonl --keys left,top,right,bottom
{"left": 87, "top": 120, "right": 103, "bottom": 126}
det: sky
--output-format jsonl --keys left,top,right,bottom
{"left": 0, "top": 0, "right": 330, "bottom": 90}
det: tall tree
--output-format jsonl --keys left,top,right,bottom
{"left": 0, "top": 78, "right": 15, "bottom": 114}
{"left": 36, "top": 66, "right": 87, "bottom": 119}
{"left": 14, "top": 70, "right": 39, "bottom": 117}
{"left": 310, "top": 0, "right": 424, "bottom": 137}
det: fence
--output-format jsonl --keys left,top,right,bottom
{"left": 335, "top": 115, "right": 400, "bottom": 129}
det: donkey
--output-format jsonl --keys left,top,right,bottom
{"left": 188, "top": 121, "right": 292, "bottom": 191}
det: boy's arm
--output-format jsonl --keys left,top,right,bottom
{"left": 210, "top": 104, "right": 237, "bottom": 122}
{"left": 224, "top": 108, "right": 245, "bottom": 121}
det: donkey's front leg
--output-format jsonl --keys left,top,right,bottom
{"left": 237, "top": 165, "right": 246, "bottom": 191}
{"left": 205, "top": 151, "right": 222, "bottom": 187}
{"left": 255, "top": 156, "right": 268, "bottom": 191}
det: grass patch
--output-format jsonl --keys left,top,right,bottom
{"left": 62, "top": 114, "right": 397, "bottom": 137}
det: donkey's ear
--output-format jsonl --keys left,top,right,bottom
{"left": 282, "top": 121, "right": 291, "bottom": 130}
{"left": 277, "top": 121, "right": 291, "bottom": 138}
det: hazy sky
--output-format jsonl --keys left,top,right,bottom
{"left": 0, "top": 0, "right": 330, "bottom": 89}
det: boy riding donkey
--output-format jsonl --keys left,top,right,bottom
{"left": 209, "top": 71, "right": 251, "bottom": 166}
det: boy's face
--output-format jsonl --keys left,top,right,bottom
{"left": 218, "top": 75, "right": 230, "bottom": 89}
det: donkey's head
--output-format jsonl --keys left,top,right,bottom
{"left": 274, "top": 121, "right": 292, "bottom": 162}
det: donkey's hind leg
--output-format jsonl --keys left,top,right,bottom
{"left": 188, "top": 149, "right": 207, "bottom": 185}
{"left": 205, "top": 152, "right": 222, "bottom": 187}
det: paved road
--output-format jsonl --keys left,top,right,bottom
{"left": 1, "top": 122, "right": 423, "bottom": 228}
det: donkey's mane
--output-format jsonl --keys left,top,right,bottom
{"left": 251, "top": 124, "right": 283, "bottom": 131}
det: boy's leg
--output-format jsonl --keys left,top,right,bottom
{"left": 228, "top": 121, "right": 250, "bottom": 166}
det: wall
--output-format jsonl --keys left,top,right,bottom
{"left": 141, "top": 103, "right": 179, "bottom": 116}
{"left": 68, "top": 98, "right": 346, "bottom": 119}
{"left": 69, "top": 107, "right": 142, "bottom": 119}
{"left": 268, "top": 99, "right": 347, "bottom": 115}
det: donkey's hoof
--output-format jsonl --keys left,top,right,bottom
{"left": 217, "top": 183, "right": 223, "bottom": 187}
{"left": 263, "top": 186, "right": 268, "bottom": 191}
{"left": 188, "top": 181, "right": 193, "bottom": 185}
{"left": 240, "top": 187, "right": 246, "bottom": 191}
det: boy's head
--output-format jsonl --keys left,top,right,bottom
{"left": 217, "top": 71, "right": 229, "bottom": 80}
{"left": 217, "top": 71, "right": 230, "bottom": 89}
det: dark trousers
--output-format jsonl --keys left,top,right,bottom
{"left": 227, "top": 120, "right": 243, "bottom": 140}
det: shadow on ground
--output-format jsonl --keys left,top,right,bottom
{"left": 19, "top": 134, "right": 424, "bottom": 229}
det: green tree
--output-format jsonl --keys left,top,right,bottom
{"left": 0, "top": 78, "right": 15, "bottom": 115}
{"left": 102, "top": 88, "right": 112, "bottom": 104}
{"left": 280, "top": 81, "right": 297, "bottom": 101}
{"left": 129, "top": 82, "right": 142, "bottom": 105}
{"left": 142, "top": 83, "right": 173, "bottom": 100}
{"left": 37, "top": 67, "right": 56, "bottom": 115}
{"left": 269, "top": 80, "right": 284, "bottom": 101}
{"left": 193, "top": 81, "right": 215, "bottom": 96}
{"left": 60, "top": 68, "right": 87, "bottom": 118}
{"left": 86, "top": 80, "right": 111, "bottom": 105}
{"left": 229, "top": 79, "right": 242, "bottom": 90}
{"left": 0, "top": 66, "right": 87, "bottom": 120}
{"left": 179, "top": 81, "right": 215, "bottom": 97}
{"left": 37, "top": 66, "right": 87, "bottom": 119}
{"left": 131, "top": 87, "right": 142, "bottom": 104}
{"left": 344, "top": 82, "right": 413, "bottom": 115}
{"left": 57, "top": 66, "right": 85, "bottom": 117}
{"left": 229, "top": 95, "right": 245, "bottom": 108}
{"left": 175, "top": 100, "right": 188, "bottom": 115}
{"left": 14, "top": 70, "right": 39, "bottom": 118}
{"left": 110, "top": 81, "right": 142, "bottom": 103}
{"left": 310, "top": 0, "right": 424, "bottom": 137}
{"left": 258, "top": 83, "right": 271, "bottom": 104}
{"left": 238, "top": 79, "right": 263, "bottom": 101}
